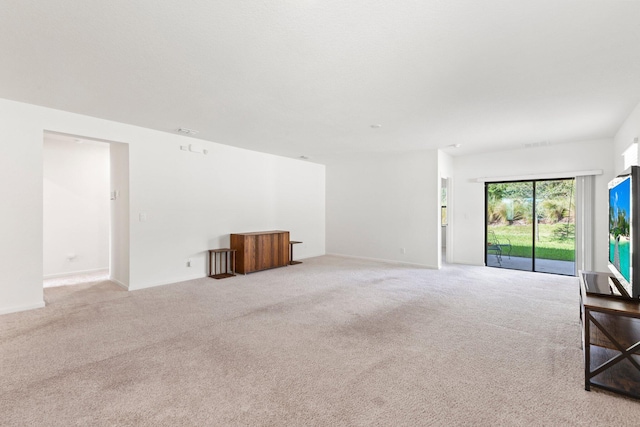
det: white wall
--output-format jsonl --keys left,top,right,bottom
{"left": 43, "top": 138, "right": 110, "bottom": 277}
{"left": 0, "top": 101, "right": 45, "bottom": 314}
{"left": 451, "top": 139, "right": 614, "bottom": 270}
{"left": 0, "top": 97, "right": 325, "bottom": 314}
{"left": 128, "top": 140, "right": 325, "bottom": 289}
{"left": 326, "top": 150, "right": 439, "bottom": 268}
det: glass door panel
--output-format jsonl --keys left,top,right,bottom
{"left": 533, "top": 179, "right": 576, "bottom": 275}
{"left": 486, "top": 182, "right": 534, "bottom": 271}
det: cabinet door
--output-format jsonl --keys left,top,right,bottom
{"left": 277, "top": 232, "right": 289, "bottom": 267}
{"left": 246, "top": 235, "right": 258, "bottom": 273}
{"left": 231, "top": 234, "right": 258, "bottom": 274}
{"left": 256, "top": 234, "right": 274, "bottom": 270}
{"left": 230, "top": 234, "right": 244, "bottom": 274}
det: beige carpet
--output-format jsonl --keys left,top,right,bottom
{"left": 43, "top": 269, "right": 109, "bottom": 288}
{"left": 1, "top": 255, "right": 639, "bottom": 426}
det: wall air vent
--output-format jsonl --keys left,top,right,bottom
{"left": 179, "top": 144, "right": 208, "bottom": 155}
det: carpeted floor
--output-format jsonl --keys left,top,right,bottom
{"left": 43, "top": 269, "right": 109, "bottom": 288}
{"left": 1, "top": 255, "right": 639, "bottom": 426}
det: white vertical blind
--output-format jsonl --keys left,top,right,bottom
{"left": 575, "top": 175, "right": 595, "bottom": 272}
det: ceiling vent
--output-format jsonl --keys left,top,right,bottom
{"left": 524, "top": 140, "right": 551, "bottom": 149}
{"left": 176, "top": 127, "right": 199, "bottom": 136}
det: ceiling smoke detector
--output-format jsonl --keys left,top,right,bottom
{"left": 176, "top": 127, "right": 199, "bottom": 136}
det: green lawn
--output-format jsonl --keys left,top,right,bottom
{"left": 488, "top": 223, "right": 575, "bottom": 261}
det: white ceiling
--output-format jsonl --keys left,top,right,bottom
{"left": 1, "top": 1, "right": 640, "bottom": 162}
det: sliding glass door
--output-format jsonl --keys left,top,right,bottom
{"left": 485, "top": 179, "right": 575, "bottom": 275}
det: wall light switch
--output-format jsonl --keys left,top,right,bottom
{"left": 139, "top": 213, "right": 147, "bottom": 222}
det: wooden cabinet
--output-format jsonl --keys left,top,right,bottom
{"left": 230, "top": 230, "right": 290, "bottom": 274}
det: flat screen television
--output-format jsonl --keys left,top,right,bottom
{"left": 608, "top": 166, "right": 640, "bottom": 299}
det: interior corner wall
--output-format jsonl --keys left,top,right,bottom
{"left": 272, "top": 159, "right": 326, "bottom": 258}
{"left": 450, "top": 139, "right": 614, "bottom": 270}
{"left": 438, "top": 150, "right": 454, "bottom": 268}
{"left": 43, "top": 138, "right": 110, "bottom": 277}
{"left": 110, "top": 142, "right": 130, "bottom": 288}
{"left": 438, "top": 150, "right": 454, "bottom": 182}
{"left": 614, "top": 101, "right": 640, "bottom": 168}
{"left": 326, "top": 150, "right": 439, "bottom": 268}
{"left": 0, "top": 97, "right": 325, "bottom": 314}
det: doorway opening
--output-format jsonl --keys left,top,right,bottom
{"left": 485, "top": 178, "right": 576, "bottom": 276}
{"left": 42, "top": 131, "right": 129, "bottom": 290}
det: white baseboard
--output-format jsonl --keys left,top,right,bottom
{"left": 293, "top": 252, "right": 325, "bottom": 261}
{"left": 109, "top": 277, "right": 129, "bottom": 290}
{"left": 43, "top": 268, "right": 109, "bottom": 280}
{"left": 0, "top": 300, "right": 46, "bottom": 316}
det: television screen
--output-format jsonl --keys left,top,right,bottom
{"left": 609, "top": 174, "right": 633, "bottom": 292}
{"left": 607, "top": 166, "right": 640, "bottom": 299}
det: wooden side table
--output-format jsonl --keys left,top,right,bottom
{"left": 208, "top": 248, "right": 236, "bottom": 279}
{"left": 580, "top": 271, "right": 640, "bottom": 399}
{"left": 289, "top": 241, "right": 302, "bottom": 265}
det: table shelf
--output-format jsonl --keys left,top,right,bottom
{"left": 208, "top": 248, "right": 236, "bottom": 279}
